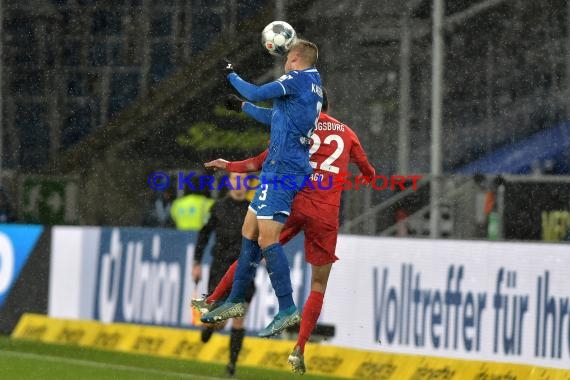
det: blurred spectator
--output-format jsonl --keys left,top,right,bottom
{"left": 531, "top": 160, "right": 543, "bottom": 176}
{"left": 142, "top": 185, "right": 176, "bottom": 228}
{"left": 0, "top": 188, "right": 14, "bottom": 223}
{"left": 394, "top": 208, "right": 410, "bottom": 236}
{"left": 474, "top": 174, "right": 504, "bottom": 240}
{"left": 532, "top": 159, "right": 557, "bottom": 175}
{"left": 171, "top": 174, "right": 214, "bottom": 231}
{"left": 474, "top": 173, "right": 489, "bottom": 236}
{"left": 543, "top": 159, "right": 555, "bottom": 175}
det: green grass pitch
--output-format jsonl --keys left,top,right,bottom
{"left": 0, "top": 336, "right": 340, "bottom": 379}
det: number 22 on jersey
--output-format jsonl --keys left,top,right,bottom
{"left": 308, "top": 134, "right": 344, "bottom": 174}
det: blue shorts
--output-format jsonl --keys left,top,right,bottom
{"left": 249, "top": 173, "right": 307, "bottom": 223}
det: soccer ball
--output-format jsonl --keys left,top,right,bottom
{"left": 261, "top": 21, "right": 297, "bottom": 56}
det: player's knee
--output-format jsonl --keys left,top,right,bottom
{"left": 311, "top": 264, "right": 332, "bottom": 293}
{"left": 311, "top": 279, "right": 327, "bottom": 293}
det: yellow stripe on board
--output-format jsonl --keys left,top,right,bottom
{"left": 11, "top": 314, "right": 570, "bottom": 380}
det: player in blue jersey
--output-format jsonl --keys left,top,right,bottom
{"left": 202, "top": 40, "right": 323, "bottom": 337}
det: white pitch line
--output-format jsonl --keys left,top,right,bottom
{"left": 0, "top": 350, "right": 228, "bottom": 380}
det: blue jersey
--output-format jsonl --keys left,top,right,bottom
{"left": 228, "top": 68, "right": 323, "bottom": 176}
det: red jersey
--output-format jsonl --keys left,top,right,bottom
{"left": 227, "top": 112, "right": 375, "bottom": 207}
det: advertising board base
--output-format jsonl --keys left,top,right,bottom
{"left": 11, "top": 314, "right": 570, "bottom": 379}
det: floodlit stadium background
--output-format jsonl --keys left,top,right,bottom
{"left": 0, "top": 1, "right": 569, "bottom": 379}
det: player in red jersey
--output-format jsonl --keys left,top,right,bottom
{"left": 195, "top": 89, "right": 375, "bottom": 374}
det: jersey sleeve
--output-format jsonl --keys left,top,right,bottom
{"left": 242, "top": 103, "right": 272, "bottom": 126}
{"left": 349, "top": 131, "right": 375, "bottom": 178}
{"left": 228, "top": 73, "right": 285, "bottom": 102}
{"left": 227, "top": 149, "right": 269, "bottom": 173}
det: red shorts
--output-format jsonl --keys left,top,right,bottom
{"left": 279, "top": 195, "right": 340, "bottom": 266}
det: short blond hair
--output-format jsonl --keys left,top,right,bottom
{"left": 289, "top": 39, "right": 318, "bottom": 66}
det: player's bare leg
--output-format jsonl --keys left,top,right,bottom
{"left": 258, "top": 217, "right": 301, "bottom": 337}
{"left": 241, "top": 209, "right": 260, "bottom": 240}
{"left": 289, "top": 263, "right": 332, "bottom": 374}
{"left": 201, "top": 211, "right": 260, "bottom": 323}
{"left": 256, "top": 218, "right": 282, "bottom": 248}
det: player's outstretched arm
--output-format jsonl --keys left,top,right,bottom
{"left": 227, "top": 149, "right": 268, "bottom": 173}
{"left": 224, "top": 94, "right": 272, "bottom": 125}
{"left": 243, "top": 103, "right": 272, "bottom": 126}
{"left": 228, "top": 73, "right": 285, "bottom": 102}
{"left": 204, "top": 158, "right": 229, "bottom": 171}
{"left": 205, "top": 149, "right": 268, "bottom": 173}
{"left": 222, "top": 58, "right": 286, "bottom": 102}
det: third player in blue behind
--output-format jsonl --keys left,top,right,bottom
{"left": 201, "top": 40, "right": 323, "bottom": 337}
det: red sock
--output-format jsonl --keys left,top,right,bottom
{"left": 296, "top": 291, "right": 324, "bottom": 353}
{"left": 206, "top": 260, "right": 238, "bottom": 304}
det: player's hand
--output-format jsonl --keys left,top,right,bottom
{"left": 204, "top": 158, "right": 229, "bottom": 171}
{"left": 192, "top": 263, "right": 202, "bottom": 283}
{"left": 222, "top": 58, "right": 235, "bottom": 76}
{"left": 225, "top": 94, "right": 244, "bottom": 112}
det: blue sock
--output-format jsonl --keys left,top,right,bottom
{"left": 262, "top": 243, "right": 294, "bottom": 312}
{"left": 227, "top": 237, "right": 261, "bottom": 303}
